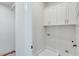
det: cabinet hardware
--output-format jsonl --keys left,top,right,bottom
{"left": 31, "top": 45, "right": 33, "bottom": 49}
{"left": 72, "top": 41, "right": 74, "bottom": 43}
{"left": 65, "top": 50, "right": 69, "bottom": 53}
{"left": 47, "top": 33, "right": 50, "bottom": 36}
{"left": 73, "top": 44, "right": 77, "bottom": 48}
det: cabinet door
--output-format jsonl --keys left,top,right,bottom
{"left": 68, "top": 3, "right": 77, "bottom": 24}
{"left": 48, "top": 6, "right": 57, "bottom": 25}
{"left": 49, "top": 7, "right": 57, "bottom": 25}
{"left": 56, "top": 3, "right": 67, "bottom": 25}
{"left": 44, "top": 6, "right": 57, "bottom": 25}
{"left": 44, "top": 8, "right": 49, "bottom": 25}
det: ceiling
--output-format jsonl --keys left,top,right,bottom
{"left": 0, "top": 2, "right": 14, "bottom": 8}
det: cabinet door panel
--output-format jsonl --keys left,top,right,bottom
{"left": 68, "top": 3, "right": 77, "bottom": 24}
{"left": 44, "top": 8, "right": 49, "bottom": 25}
{"left": 56, "top": 3, "right": 66, "bottom": 25}
{"left": 48, "top": 6, "right": 57, "bottom": 25}
{"left": 44, "top": 6, "right": 57, "bottom": 25}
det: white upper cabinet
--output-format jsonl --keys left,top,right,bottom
{"left": 56, "top": 3, "right": 66, "bottom": 25}
{"left": 67, "top": 3, "right": 77, "bottom": 24}
{"left": 44, "top": 3, "right": 77, "bottom": 26}
{"left": 44, "top": 6, "right": 57, "bottom": 25}
{"left": 44, "top": 8, "right": 48, "bottom": 25}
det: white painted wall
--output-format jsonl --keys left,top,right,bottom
{"left": 32, "top": 2, "right": 46, "bottom": 55}
{"left": 0, "top": 4, "right": 15, "bottom": 53}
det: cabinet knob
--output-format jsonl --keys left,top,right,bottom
{"left": 72, "top": 41, "right": 74, "bottom": 43}
{"left": 73, "top": 44, "right": 77, "bottom": 48}
{"left": 31, "top": 45, "right": 33, "bottom": 49}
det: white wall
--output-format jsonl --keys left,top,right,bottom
{"left": 0, "top": 4, "right": 15, "bottom": 53}
{"left": 32, "top": 2, "right": 46, "bottom": 55}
